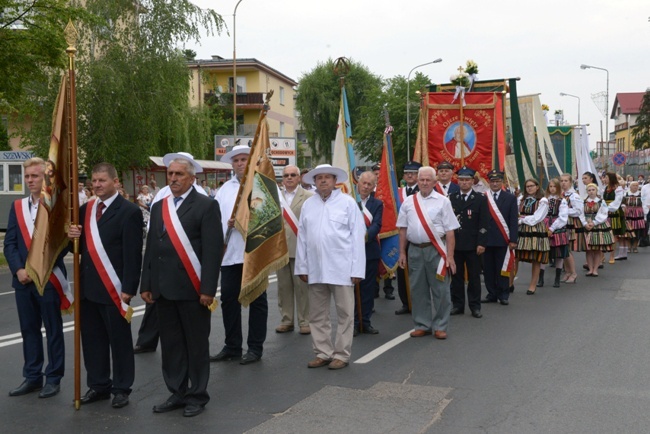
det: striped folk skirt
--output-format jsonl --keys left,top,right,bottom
{"left": 608, "top": 208, "right": 626, "bottom": 237}
{"left": 516, "top": 221, "right": 550, "bottom": 264}
{"left": 622, "top": 206, "right": 646, "bottom": 239}
{"left": 544, "top": 216, "right": 570, "bottom": 259}
{"left": 569, "top": 217, "right": 587, "bottom": 252}
{"left": 585, "top": 220, "right": 614, "bottom": 252}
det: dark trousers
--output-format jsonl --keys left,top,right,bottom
{"left": 15, "top": 285, "right": 64, "bottom": 385}
{"left": 157, "top": 296, "right": 211, "bottom": 406}
{"left": 355, "top": 259, "right": 379, "bottom": 328}
{"left": 451, "top": 250, "right": 482, "bottom": 312}
{"left": 220, "top": 264, "right": 268, "bottom": 357}
{"left": 80, "top": 299, "right": 134, "bottom": 395}
{"left": 396, "top": 245, "right": 410, "bottom": 309}
{"left": 483, "top": 246, "right": 510, "bottom": 301}
{"left": 135, "top": 302, "right": 159, "bottom": 349}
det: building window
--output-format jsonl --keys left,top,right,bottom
{"left": 279, "top": 122, "right": 285, "bottom": 137}
{"left": 279, "top": 86, "right": 285, "bottom": 105}
{"left": 228, "top": 76, "right": 246, "bottom": 93}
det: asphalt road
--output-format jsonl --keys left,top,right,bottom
{"left": 1, "top": 250, "right": 650, "bottom": 433}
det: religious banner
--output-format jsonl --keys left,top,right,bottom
{"left": 547, "top": 126, "right": 574, "bottom": 179}
{"left": 332, "top": 85, "right": 357, "bottom": 198}
{"left": 375, "top": 125, "right": 400, "bottom": 278}
{"left": 426, "top": 92, "right": 504, "bottom": 180}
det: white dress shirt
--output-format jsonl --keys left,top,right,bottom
{"left": 215, "top": 177, "right": 245, "bottom": 266}
{"left": 396, "top": 191, "right": 459, "bottom": 243}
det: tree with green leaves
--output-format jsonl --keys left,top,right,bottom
{"left": 633, "top": 90, "right": 650, "bottom": 150}
{"left": 295, "top": 58, "right": 382, "bottom": 161}
{"left": 19, "top": 0, "right": 225, "bottom": 173}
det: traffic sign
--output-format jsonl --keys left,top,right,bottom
{"left": 612, "top": 152, "right": 626, "bottom": 166}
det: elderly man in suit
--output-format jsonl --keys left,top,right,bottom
{"left": 68, "top": 163, "right": 143, "bottom": 409}
{"left": 354, "top": 171, "right": 383, "bottom": 336}
{"left": 481, "top": 169, "right": 519, "bottom": 306}
{"left": 449, "top": 166, "right": 489, "bottom": 318}
{"left": 5, "top": 157, "right": 67, "bottom": 399}
{"left": 275, "top": 165, "right": 313, "bottom": 335}
{"left": 141, "top": 156, "right": 222, "bottom": 418}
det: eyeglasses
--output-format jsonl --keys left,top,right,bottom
{"left": 283, "top": 173, "right": 298, "bottom": 178}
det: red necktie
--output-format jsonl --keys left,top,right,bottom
{"left": 96, "top": 202, "right": 105, "bottom": 222}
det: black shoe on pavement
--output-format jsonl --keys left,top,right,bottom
{"left": 362, "top": 325, "right": 379, "bottom": 334}
{"left": 240, "top": 352, "right": 261, "bottom": 365}
{"left": 210, "top": 349, "right": 242, "bottom": 362}
{"left": 80, "top": 389, "right": 111, "bottom": 405}
{"left": 9, "top": 380, "right": 42, "bottom": 397}
{"left": 153, "top": 398, "right": 185, "bottom": 413}
{"left": 395, "top": 306, "right": 411, "bottom": 315}
{"left": 38, "top": 383, "right": 60, "bottom": 398}
{"left": 183, "top": 404, "right": 205, "bottom": 417}
{"left": 450, "top": 307, "right": 464, "bottom": 315}
{"left": 112, "top": 393, "right": 129, "bottom": 408}
{"left": 471, "top": 310, "right": 483, "bottom": 318}
{"left": 499, "top": 299, "right": 509, "bottom": 306}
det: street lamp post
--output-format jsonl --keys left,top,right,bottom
{"left": 580, "top": 64, "right": 609, "bottom": 156}
{"left": 233, "top": 0, "right": 244, "bottom": 148}
{"left": 559, "top": 92, "right": 581, "bottom": 125}
{"left": 406, "top": 58, "right": 442, "bottom": 159}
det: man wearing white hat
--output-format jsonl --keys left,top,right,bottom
{"left": 151, "top": 152, "right": 208, "bottom": 205}
{"left": 295, "top": 164, "right": 366, "bottom": 370}
{"left": 212, "top": 145, "right": 268, "bottom": 365}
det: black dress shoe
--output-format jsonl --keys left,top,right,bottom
{"left": 509, "top": 285, "right": 515, "bottom": 293}
{"left": 240, "top": 352, "right": 261, "bottom": 365}
{"left": 153, "top": 399, "right": 185, "bottom": 413}
{"left": 395, "top": 306, "right": 411, "bottom": 315}
{"left": 183, "top": 404, "right": 205, "bottom": 417}
{"left": 362, "top": 325, "right": 379, "bottom": 334}
{"left": 133, "top": 345, "right": 156, "bottom": 354}
{"left": 384, "top": 293, "right": 395, "bottom": 300}
{"left": 9, "top": 380, "right": 42, "bottom": 397}
{"left": 112, "top": 393, "right": 129, "bottom": 408}
{"left": 499, "top": 299, "right": 509, "bottom": 305}
{"left": 80, "top": 389, "right": 111, "bottom": 405}
{"left": 481, "top": 298, "right": 497, "bottom": 303}
{"left": 471, "top": 310, "right": 483, "bottom": 318}
{"left": 38, "top": 383, "right": 60, "bottom": 398}
{"left": 210, "top": 349, "right": 241, "bottom": 362}
{"left": 450, "top": 307, "right": 464, "bottom": 315}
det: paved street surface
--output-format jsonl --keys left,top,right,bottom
{"left": 1, "top": 250, "right": 650, "bottom": 433}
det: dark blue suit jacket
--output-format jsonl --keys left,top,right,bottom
{"left": 486, "top": 190, "right": 519, "bottom": 246}
{"left": 4, "top": 199, "right": 67, "bottom": 291}
{"left": 362, "top": 196, "right": 383, "bottom": 261}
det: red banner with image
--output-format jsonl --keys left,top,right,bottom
{"left": 426, "top": 92, "right": 504, "bottom": 180}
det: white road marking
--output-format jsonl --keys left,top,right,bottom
{"left": 354, "top": 330, "right": 413, "bottom": 364}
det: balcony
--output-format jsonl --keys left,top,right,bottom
{"left": 204, "top": 91, "right": 265, "bottom": 109}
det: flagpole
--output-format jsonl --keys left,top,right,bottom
{"left": 64, "top": 20, "right": 81, "bottom": 410}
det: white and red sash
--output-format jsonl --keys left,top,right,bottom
{"left": 434, "top": 183, "right": 445, "bottom": 196}
{"left": 361, "top": 202, "right": 373, "bottom": 227}
{"left": 84, "top": 199, "right": 132, "bottom": 321}
{"left": 161, "top": 195, "right": 201, "bottom": 292}
{"left": 412, "top": 193, "right": 448, "bottom": 280}
{"left": 14, "top": 198, "right": 73, "bottom": 313}
{"left": 485, "top": 192, "right": 515, "bottom": 276}
{"left": 279, "top": 189, "right": 299, "bottom": 237}
{"left": 398, "top": 187, "right": 408, "bottom": 205}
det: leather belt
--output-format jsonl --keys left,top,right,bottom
{"left": 411, "top": 242, "right": 433, "bottom": 248}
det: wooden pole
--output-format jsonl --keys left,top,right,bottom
{"left": 64, "top": 20, "right": 81, "bottom": 410}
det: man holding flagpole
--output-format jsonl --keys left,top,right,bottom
{"left": 5, "top": 157, "right": 69, "bottom": 399}
{"left": 68, "top": 162, "right": 143, "bottom": 409}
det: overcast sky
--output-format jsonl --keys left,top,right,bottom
{"left": 188, "top": 0, "right": 649, "bottom": 151}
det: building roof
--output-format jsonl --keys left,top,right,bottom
{"left": 149, "top": 156, "right": 232, "bottom": 171}
{"left": 611, "top": 92, "right": 644, "bottom": 118}
{"left": 188, "top": 57, "right": 298, "bottom": 87}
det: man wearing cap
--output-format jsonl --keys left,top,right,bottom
{"left": 275, "top": 165, "right": 313, "bottom": 335}
{"left": 140, "top": 156, "right": 222, "bottom": 417}
{"left": 395, "top": 161, "right": 422, "bottom": 315}
{"left": 295, "top": 164, "right": 366, "bottom": 370}
{"left": 449, "top": 166, "right": 489, "bottom": 318}
{"left": 212, "top": 145, "right": 268, "bottom": 365}
{"left": 354, "top": 171, "right": 383, "bottom": 336}
{"left": 482, "top": 169, "right": 518, "bottom": 305}
{"left": 435, "top": 161, "right": 460, "bottom": 196}
{"left": 134, "top": 152, "right": 208, "bottom": 355}
{"left": 397, "top": 166, "right": 459, "bottom": 340}
{"left": 300, "top": 168, "right": 315, "bottom": 191}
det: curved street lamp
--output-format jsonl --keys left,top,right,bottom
{"left": 580, "top": 64, "right": 609, "bottom": 156}
{"left": 406, "top": 58, "right": 442, "bottom": 159}
{"left": 559, "top": 92, "right": 581, "bottom": 125}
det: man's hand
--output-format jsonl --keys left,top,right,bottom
{"left": 141, "top": 291, "right": 154, "bottom": 304}
{"left": 509, "top": 242, "right": 518, "bottom": 250}
{"left": 17, "top": 268, "right": 32, "bottom": 285}
{"left": 447, "top": 257, "right": 456, "bottom": 275}
{"left": 121, "top": 293, "right": 133, "bottom": 304}
{"left": 227, "top": 218, "right": 235, "bottom": 228}
{"left": 298, "top": 275, "right": 308, "bottom": 283}
{"left": 351, "top": 277, "right": 362, "bottom": 285}
{"left": 68, "top": 225, "right": 82, "bottom": 239}
{"left": 398, "top": 253, "right": 407, "bottom": 269}
{"left": 200, "top": 294, "right": 214, "bottom": 307}
{"left": 476, "top": 246, "right": 485, "bottom": 256}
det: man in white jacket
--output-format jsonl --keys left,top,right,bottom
{"left": 295, "top": 164, "right": 366, "bottom": 370}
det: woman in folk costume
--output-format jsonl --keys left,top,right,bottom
{"left": 515, "top": 179, "right": 550, "bottom": 295}
{"left": 559, "top": 173, "right": 583, "bottom": 284}
{"left": 538, "top": 178, "right": 569, "bottom": 288}
{"left": 582, "top": 183, "right": 615, "bottom": 276}
{"left": 602, "top": 172, "right": 626, "bottom": 262}
{"left": 621, "top": 181, "right": 645, "bottom": 253}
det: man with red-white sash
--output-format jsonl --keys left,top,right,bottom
{"left": 68, "top": 163, "right": 143, "bottom": 409}
{"left": 140, "top": 156, "right": 222, "bottom": 418}
{"left": 275, "top": 165, "right": 313, "bottom": 335}
{"left": 481, "top": 169, "right": 519, "bottom": 305}
{"left": 397, "top": 166, "right": 459, "bottom": 340}
{"left": 4, "top": 157, "right": 68, "bottom": 399}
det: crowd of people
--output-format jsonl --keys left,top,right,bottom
{"left": 6, "top": 151, "right": 648, "bottom": 418}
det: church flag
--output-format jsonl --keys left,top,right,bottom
{"left": 332, "top": 86, "right": 358, "bottom": 199}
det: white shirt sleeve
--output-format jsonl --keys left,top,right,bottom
{"left": 607, "top": 186, "right": 624, "bottom": 212}
{"left": 520, "top": 198, "right": 548, "bottom": 226}
{"left": 594, "top": 200, "right": 609, "bottom": 225}
{"left": 549, "top": 199, "right": 569, "bottom": 232}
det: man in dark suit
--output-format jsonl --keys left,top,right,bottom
{"left": 141, "top": 156, "right": 222, "bottom": 417}
{"left": 354, "top": 171, "right": 383, "bottom": 335}
{"left": 5, "top": 157, "right": 67, "bottom": 398}
{"left": 395, "top": 161, "right": 421, "bottom": 315}
{"left": 481, "top": 170, "right": 518, "bottom": 305}
{"left": 68, "top": 162, "right": 143, "bottom": 409}
{"left": 449, "top": 167, "right": 489, "bottom": 318}
{"left": 435, "top": 161, "right": 460, "bottom": 196}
